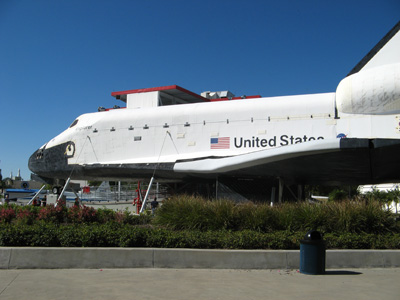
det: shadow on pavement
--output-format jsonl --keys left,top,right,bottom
{"left": 324, "top": 270, "right": 363, "bottom": 275}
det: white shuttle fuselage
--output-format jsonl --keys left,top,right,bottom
{"left": 29, "top": 21, "right": 400, "bottom": 187}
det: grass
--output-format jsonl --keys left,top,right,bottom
{"left": 154, "top": 195, "right": 399, "bottom": 234}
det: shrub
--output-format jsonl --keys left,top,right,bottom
{"left": 154, "top": 195, "right": 214, "bottom": 230}
{"left": 37, "top": 205, "right": 67, "bottom": 223}
{"left": 0, "top": 206, "right": 16, "bottom": 223}
{"left": 322, "top": 201, "right": 396, "bottom": 233}
{"left": 96, "top": 208, "right": 117, "bottom": 223}
{"left": 0, "top": 223, "right": 60, "bottom": 246}
{"left": 15, "top": 208, "right": 35, "bottom": 225}
{"left": 328, "top": 189, "right": 348, "bottom": 201}
{"left": 0, "top": 223, "right": 399, "bottom": 249}
{"left": 67, "top": 206, "right": 98, "bottom": 223}
{"left": 324, "top": 232, "right": 400, "bottom": 249}
{"left": 154, "top": 196, "right": 398, "bottom": 234}
{"left": 0, "top": 195, "right": 398, "bottom": 249}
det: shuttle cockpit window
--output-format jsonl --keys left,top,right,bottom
{"left": 69, "top": 119, "right": 79, "bottom": 128}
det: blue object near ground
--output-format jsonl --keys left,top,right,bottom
{"left": 300, "top": 230, "right": 326, "bottom": 275}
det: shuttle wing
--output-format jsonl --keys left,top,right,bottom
{"left": 175, "top": 139, "right": 340, "bottom": 173}
{"left": 174, "top": 138, "right": 400, "bottom": 186}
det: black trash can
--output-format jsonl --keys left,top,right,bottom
{"left": 300, "top": 230, "right": 325, "bottom": 275}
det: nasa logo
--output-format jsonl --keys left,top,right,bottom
{"left": 336, "top": 133, "right": 347, "bottom": 139}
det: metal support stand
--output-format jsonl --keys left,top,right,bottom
{"left": 55, "top": 177, "right": 71, "bottom": 207}
{"left": 27, "top": 185, "right": 46, "bottom": 205}
{"left": 139, "top": 176, "right": 154, "bottom": 214}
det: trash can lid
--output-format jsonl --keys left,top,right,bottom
{"left": 303, "top": 230, "right": 323, "bottom": 241}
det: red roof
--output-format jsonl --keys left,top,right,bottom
{"left": 111, "top": 85, "right": 209, "bottom": 104}
{"left": 111, "top": 85, "right": 262, "bottom": 104}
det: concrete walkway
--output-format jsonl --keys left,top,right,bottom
{"left": 0, "top": 268, "right": 399, "bottom": 300}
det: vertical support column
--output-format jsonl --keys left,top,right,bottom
{"left": 118, "top": 181, "right": 121, "bottom": 201}
{"left": 270, "top": 187, "right": 276, "bottom": 206}
{"left": 215, "top": 176, "right": 219, "bottom": 200}
{"left": 297, "top": 185, "right": 303, "bottom": 201}
{"left": 278, "top": 178, "right": 283, "bottom": 203}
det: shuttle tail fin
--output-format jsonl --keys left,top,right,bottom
{"left": 347, "top": 21, "right": 400, "bottom": 76}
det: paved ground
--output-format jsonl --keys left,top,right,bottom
{"left": 0, "top": 268, "right": 399, "bottom": 300}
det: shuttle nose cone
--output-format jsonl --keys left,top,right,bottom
{"left": 28, "top": 148, "right": 45, "bottom": 175}
{"left": 28, "top": 142, "right": 73, "bottom": 180}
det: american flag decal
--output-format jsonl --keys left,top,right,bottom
{"left": 210, "top": 137, "right": 230, "bottom": 149}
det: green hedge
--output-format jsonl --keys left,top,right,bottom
{"left": 0, "top": 196, "right": 399, "bottom": 249}
{"left": 154, "top": 196, "right": 399, "bottom": 233}
{"left": 0, "top": 223, "right": 399, "bottom": 249}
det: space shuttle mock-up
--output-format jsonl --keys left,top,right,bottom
{"left": 29, "top": 21, "right": 400, "bottom": 188}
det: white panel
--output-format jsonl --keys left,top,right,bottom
{"left": 210, "top": 132, "right": 219, "bottom": 137}
{"left": 127, "top": 91, "right": 159, "bottom": 108}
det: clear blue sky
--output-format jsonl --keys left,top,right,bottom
{"left": 0, "top": 0, "right": 399, "bottom": 180}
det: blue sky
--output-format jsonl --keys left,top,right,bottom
{"left": 0, "top": 0, "right": 399, "bottom": 180}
